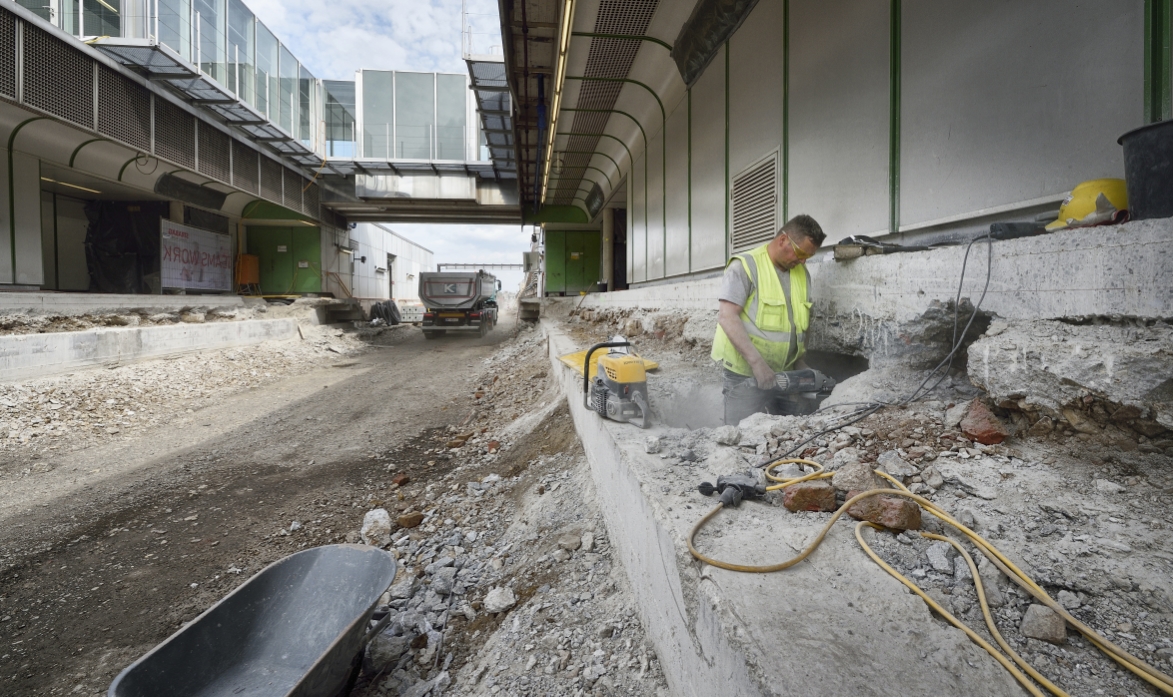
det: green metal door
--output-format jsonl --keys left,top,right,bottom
{"left": 247, "top": 226, "right": 321, "bottom": 294}
{"left": 545, "top": 230, "right": 566, "bottom": 294}
{"left": 565, "top": 230, "right": 601, "bottom": 292}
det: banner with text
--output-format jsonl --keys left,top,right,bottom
{"left": 160, "top": 220, "right": 232, "bottom": 291}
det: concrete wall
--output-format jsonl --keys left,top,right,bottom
{"left": 0, "top": 292, "right": 245, "bottom": 316}
{"left": 621, "top": 0, "right": 1146, "bottom": 286}
{"left": 0, "top": 148, "right": 45, "bottom": 285}
{"left": 583, "top": 219, "right": 1173, "bottom": 356}
{"left": 0, "top": 318, "right": 297, "bottom": 383}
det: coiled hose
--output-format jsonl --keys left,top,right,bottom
{"left": 687, "top": 458, "right": 1173, "bottom": 697}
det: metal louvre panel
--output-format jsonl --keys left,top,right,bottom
{"left": 97, "top": 66, "right": 150, "bottom": 152}
{"left": 197, "top": 124, "right": 231, "bottom": 183}
{"left": 283, "top": 168, "right": 302, "bottom": 211}
{"left": 731, "top": 153, "right": 778, "bottom": 253}
{"left": 554, "top": 0, "right": 660, "bottom": 205}
{"left": 0, "top": 9, "right": 15, "bottom": 99}
{"left": 231, "top": 140, "right": 259, "bottom": 194}
{"left": 23, "top": 23, "right": 93, "bottom": 128}
{"left": 260, "top": 157, "right": 282, "bottom": 203}
{"left": 303, "top": 181, "right": 319, "bottom": 218}
{"left": 155, "top": 98, "right": 195, "bottom": 169}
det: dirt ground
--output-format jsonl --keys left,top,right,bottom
{"left": 0, "top": 318, "right": 518, "bottom": 696}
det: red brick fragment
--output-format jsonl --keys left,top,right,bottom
{"left": 397, "top": 511, "right": 424, "bottom": 528}
{"left": 960, "top": 399, "right": 1009, "bottom": 445}
{"left": 391, "top": 473, "right": 410, "bottom": 487}
{"left": 487, "top": 440, "right": 501, "bottom": 454}
{"left": 846, "top": 491, "right": 922, "bottom": 530}
{"left": 783, "top": 481, "right": 837, "bottom": 512}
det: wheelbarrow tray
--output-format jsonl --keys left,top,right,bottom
{"left": 109, "top": 544, "right": 398, "bottom": 697}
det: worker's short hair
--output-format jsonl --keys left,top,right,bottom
{"left": 780, "top": 215, "right": 825, "bottom": 247}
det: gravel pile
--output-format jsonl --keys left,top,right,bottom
{"left": 346, "top": 327, "right": 670, "bottom": 697}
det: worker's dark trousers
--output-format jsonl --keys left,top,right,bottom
{"left": 722, "top": 369, "right": 811, "bottom": 426}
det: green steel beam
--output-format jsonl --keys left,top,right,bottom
{"left": 889, "top": 0, "right": 902, "bottom": 234}
{"left": 68, "top": 138, "right": 109, "bottom": 168}
{"left": 1145, "top": 0, "right": 1173, "bottom": 122}
{"left": 571, "top": 32, "right": 672, "bottom": 51}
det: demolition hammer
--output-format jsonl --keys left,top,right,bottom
{"left": 742, "top": 368, "right": 837, "bottom": 395}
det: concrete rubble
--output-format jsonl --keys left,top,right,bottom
{"left": 343, "top": 326, "right": 669, "bottom": 697}
{"left": 549, "top": 298, "right": 1173, "bottom": 697}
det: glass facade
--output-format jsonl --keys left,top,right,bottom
{"left": 362, "top": 71, "right": 394, "bottom": 159}
{"left": 22, "top": 0, "right": 477, "bottom": 163}
{"left": 84, "top": 0, "right": 121, "bottom": 37}
{"left": 299, "top": 65, "right": 315, "bottom": 146}
{"left": 436, "top": 73, "right": 467, "bottom": 160}
{"left": 226, "top": 0, "right": 254, "bottom": 104}
{"left": 279, "top": 44, "right": 296, "bottom": 135}
{"left": 255, "top": 21, "right": 279, "bottom": 121}
{"left": 395, "top": 72, "right": 434, "bottom": 159}
{"left": 324, "top": 80, "right": 356, "bottom": 157}
{"left": 193, "top": 0, "right": 226, "bottom": 84}
{"left": 157, "top": 0, "right": 191, "bottom": 58}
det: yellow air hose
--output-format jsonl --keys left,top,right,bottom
{"left": 687, "top": 458, "right": 1173, "bottom": 697}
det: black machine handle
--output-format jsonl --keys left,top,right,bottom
{"left": 583, "top": 341, "right": 631, "bottom": 409}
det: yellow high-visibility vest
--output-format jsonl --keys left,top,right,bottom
{"left": 711, "top": 243, "right": 811, "bottom": 376}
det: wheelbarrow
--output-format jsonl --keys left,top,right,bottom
{"left": 108, "top": 544, "right": 398, "bottom": 697}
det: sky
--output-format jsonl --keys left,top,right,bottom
{"left": 245, "top": 0, "right": 529, "bottom": 289}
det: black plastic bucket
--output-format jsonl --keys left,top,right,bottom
{"left": 1118, "top": 120, "right": 1173, "bottom": 220}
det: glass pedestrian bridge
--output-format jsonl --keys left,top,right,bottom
{"left": 11, "top": 0, "right": 518, "bottom": 222}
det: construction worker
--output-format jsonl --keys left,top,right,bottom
{"left": 711, "top": 215, "right": 826, "bottom": 425}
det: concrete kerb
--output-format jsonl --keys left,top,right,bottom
{"left": 543, "top": 320, "right": 1027, "bottom": 697}
{"left": 0, "top": 318, "right": 299, "bottom": 383}
{"left": 0, "top": 292, "right": 247, "bottom": 316}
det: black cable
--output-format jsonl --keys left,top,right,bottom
{"left": 768, "top": 232, "right": 995, "bottom": 463}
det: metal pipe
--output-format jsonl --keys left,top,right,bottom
{"left": 196, "top": 10, "right": 201, "bottom": 71}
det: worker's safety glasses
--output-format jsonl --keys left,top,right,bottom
{"left": 784, "top": 233, "right": 813, "bottom": 261}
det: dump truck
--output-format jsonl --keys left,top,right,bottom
{"left": 418, "top": 270, "right": 501, "bottom": 339}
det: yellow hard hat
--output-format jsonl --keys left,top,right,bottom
{"left": 1046, "top": 178, "right": 1128, "bottom": 230}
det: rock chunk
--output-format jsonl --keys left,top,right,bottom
{"left": 713, "top": 425, "right": 741, "bottom": 446}
{"left": 557, "top": 532, "right": 582, "bottom": 551}
{"left": 361, "top": 508, "right": 392, "bottom": 546}
{"left": 926, "top": 541, "right": 955, "bottom": 574}
{"left": 1094, "top": 479, "right": 1126, "bottom": 494}
{"left": 431, "top": 566, "right": 457, "bottom": 595}
{"left": 483, "top": 587, "right": 517, "bottom": 614}
{"left": 846, "top": 493, "right": 922, "bottom": 530}
{"left": 832, "top": 459, "right": 882, "bottom": 493}
{"left": 945, "top": 402, "right": 970, "bottom": 429}
{"left": 877, "top": 450, "right": 918, "bottom": 479}
{"left": 1020, "top": 604, "right": 1067, "bottom": 644}
{"left": 397, "top": 511, "right": 425, "bottom": 529}
{"left": 782, "top": 481, "right": 837, "bottom": 512}
{"left": 960, "top": 400, "right": 1009, "bottom": 445}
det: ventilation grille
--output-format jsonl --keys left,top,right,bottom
{"left": 260, "top": 157, "right": 283, "bottom": 203}
{"left": 0, "top": 9, "right": 15, "bottom": 100}
{"left": 98, "top": 66, "right": 150, "bottom": 152}
{"left": 232, "top": 141, "right": 259, "bottom": 194}
{"left": 283, "top": 168, "right": 302, "bottom": 211}
{"left": 303, "top": 182, "right": 320, "bottom": 218}
{"left": 731, "top": 153, "right": 778, "bottom": 253}
{"left": 155, "top": 98, "right": 195, "bottom": 168}
{"left": 197, "top": 124, "right": 231, "bottom": 183}
{"left": 23, "top": 23, "right": 93, "bottom": 128}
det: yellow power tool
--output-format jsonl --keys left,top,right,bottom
{"left": 582, "top": 340, "right": 651, "bottom": 429}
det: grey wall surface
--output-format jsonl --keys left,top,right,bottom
{"left": 620, "top": 0, "right": 1150, "bottom": 285}
{"left": 664, "top": 99, "right": 690, "bottom": 277}
{"left": 788, "top": 0, "right": 891, "bottom": 239}
{"left": 900, "top": 0, "right": 1144, "bottom": 228}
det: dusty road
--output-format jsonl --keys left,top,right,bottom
{"left": 0, "top": 323, "right": 515, "bottom": 696}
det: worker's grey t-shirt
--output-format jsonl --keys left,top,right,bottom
{"left": 718, "top": 256, "right": 811, "bottom": 308}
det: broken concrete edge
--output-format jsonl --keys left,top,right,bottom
{"left": 541, "top": 321, "right": 1026, "bottom": 697}
{"left": 542, "top": 321, "right": 762, "bottom": 697}
{"left": 0, "top": 318, "right": 300, "bottom": 383}
{"left": 0, "top": 292, "right": 247, "bottom": 317}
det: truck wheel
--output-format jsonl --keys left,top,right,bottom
{"left": 478, "top": 321, "right": 489, "bottom": 337}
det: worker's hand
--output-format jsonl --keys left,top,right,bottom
{"left": 751, "top": 361, "right": 776, "bottom": 390}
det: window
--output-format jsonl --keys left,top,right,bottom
{"left": 227, "top": 0, "right": 254, "bottom": 104}
{"left": 395, "top": 72, "right": 435, "bottom": 159}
